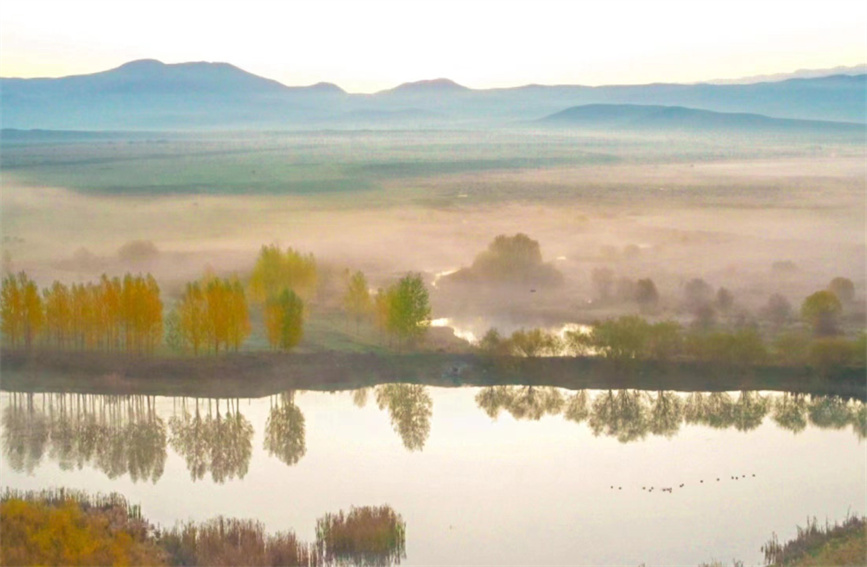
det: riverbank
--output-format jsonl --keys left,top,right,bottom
{"left": 2, "top": 349, "right": 864, "bottom": 400}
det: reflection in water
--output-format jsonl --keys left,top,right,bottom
{"left": 475, "top": 388, "right": 865, "bottom": 444}
{"left": 1, "top": 388, "right": 864, "bottom": 483}
{"left": 264, "top": 391, "right": 306, "bottom": 466}
{"left": 168, "top": 398, "right": 253, "bottom": 483}
{"left": 316, "top": 505, "right": 406, "bottom": 567}
{"left": 352, "top": 387, "right": 371, "bottom": 409}
{"left": 2, "top": 394, "right": 48, "bottom": 474}
{"left": 731, "top": 391, "right": 770, "bottom": 432}
{"left": 647, "top": 391, "right": 683, "bottom": 438}
{"left": 808, "top": 395, "right": 853, "bottom": 430}
{"left": 563, "top": 390, "right": 590, "bottom": 423}
{"left": 2, "top": 393, "right": 165, "bottom": 482}
{"left": 375, "top": 385, "right": 432, "bottom": 451}
{"left": 772, "top": 393, "right": 808, "bottom": 434}
{"left": 475, "top": 386, "right": 564, "bottom": 421}
{"left": 589, "top": 390, "right": 649, "bottom": 443}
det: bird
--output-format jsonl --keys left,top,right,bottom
{"left": 610, "top": 486, "right": 613, "bottom": 489}
{"left": 752, "top": 474, "right": 756, "bottom": 477}
{"left": 618, "top": 487, "right": 622, "bottom": 490}
{"left": 700, "top": 480, "right": 704, "bottom": 483}
{"left": 530, "top": 289, "right": 536, "bottom": 293}
{"left": 716, "top": 478, "right": 720, "bottom": 481}
{"left": 679, "top": 484, "right": 684, "bottom": 488}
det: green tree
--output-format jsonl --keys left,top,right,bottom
{"left": 591, "top": 316, "right": 652, "bottom": 360}
{"left": 801, "top": 290, "right": 843, "bottom": 336}
{"left": 385, "top": 273, "right": 431, "bottom": 350}
{"left": 265, "top": 289, "right": 305, "bottom": 351}
{"left": 508, "top": 328, "right": 561, "bottom": 357}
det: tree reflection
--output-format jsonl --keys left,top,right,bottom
{"left": 683, "top": 392, "right": 735, "bottom": 429}
{"left": 2, "top": 393, "right": 48, "bottom": 474}
{"left": 588, "top": 390, "right": 649, "bottom": 443}
{"left": 2, "top": 393, "right": 166, "bottom": 482}
{"left": 352, "top": 388, "right": 371, "bottom": 409}
{"left": 731, "top": 391, "right": 770, "bottom": 432}
{"left": 647, "top": 391, "right": 683, "bottom": 438}
{"left": 563, "top": 390, "right": 589, "bottom": 423}
{"left": 850, "top": 402, "right": 866, "bottom": 440}
{"left": 808, "top": 395, "right": 854, "bottom": 430}
{"left": 375, "top": 384, "right": 432, "bottom": 451}
{"left": 474, "top": 386, "right": 564, "bottom": 421}
{"left": 169, "top": 398, "right": 253, "bottom": 483}
{"left": 772, "top": 393, "right": 808, "bottom": 434}
{"left": 264, "top": 391, "right": 306, "bottom": 466}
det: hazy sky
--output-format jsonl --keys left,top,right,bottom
{"left": 1, "top": 0, "right": 865, "bottom": 92}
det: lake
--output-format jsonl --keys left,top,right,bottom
{"left": 1, "top": 386, "right": 864, "bottom": 565}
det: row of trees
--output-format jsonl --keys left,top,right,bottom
{"left": 167, "top": 277, "right": 250, "bottom": 355}
{"left": 590, "top": 271, "right": 858, "bottom": 333}
{"left": 1, "top": 272, "right": 163, "bottom": 354}
{"left": 480, "top": 315, "right": 866, "bottom": 372}
{"left": 341, "top": 270, "right": 432, "bottom": 349}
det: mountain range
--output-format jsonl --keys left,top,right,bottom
{"left": 1, "top": 59, "right": 865, "bottom": 130}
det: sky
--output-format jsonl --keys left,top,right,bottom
{"left": 1, "top": 0, "right": 866, "bottom": 92}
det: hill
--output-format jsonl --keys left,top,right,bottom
{"left": 539, "top": 103, "right": 865, "bottom": 134}
{"left": 2, "top": 59, "right": 865, "bottom": 129}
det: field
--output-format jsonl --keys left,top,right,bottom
{"left": 2, "top": 128, "right": 865, "bottom": 347}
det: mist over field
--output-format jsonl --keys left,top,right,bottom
{"left": 2, "top": 6, "right": 867, "bottom": 559}
{"left": 2, "top": 128, "right": 864, "bottom": 341}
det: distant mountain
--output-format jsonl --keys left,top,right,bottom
{"left": 0, "top": 59, "right": 347, "bottom": 129}
{"left": 2, "top": 59, "right": 865, "bottom": 130}
{"left": 539, "top": 104, "right": 864, "bottom": 134}
{"left": 379, "top": 78, "right": 470, "bottom": 95}
{"left": 706, "top": 64, "right": 867, "bottom": 85}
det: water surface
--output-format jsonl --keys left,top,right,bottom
{"left": 2, "top": 387, "right": 864, "bottom": 565}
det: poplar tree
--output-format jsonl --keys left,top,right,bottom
{"left": 343, "top": 271, "right": 371, "bottom": 334}
{"left": 265, "top": 289, "right": 304, "bottom": 351}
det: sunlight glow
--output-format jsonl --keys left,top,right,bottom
{"left": 1, "top": 0, "right": 864, "bottom": 91}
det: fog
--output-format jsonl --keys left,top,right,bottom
{"left": 2, "top": 134, "right": 864, "bottom": 340}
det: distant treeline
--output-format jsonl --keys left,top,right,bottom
{"left": 481, "top": 315, "right": 866, "bottom": 373}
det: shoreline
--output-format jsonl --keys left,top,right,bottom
{"left": 2, "top": 349, "right": 864, "bottom": 400}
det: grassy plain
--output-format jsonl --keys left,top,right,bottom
{"left": 1, "top": 128, "right": 865, "bottom": 348}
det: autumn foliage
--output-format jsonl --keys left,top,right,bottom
{"left": 1, "top": 272, "right": 162, "bottom": 353}
{"left": 0, "top": 493, "right": 164, "bottom": 566}
{"left": 173, "top": 276, "right": 250, "bottom": 354}
{"left": 249, "top": 245, "right": 317, "bottom": 303}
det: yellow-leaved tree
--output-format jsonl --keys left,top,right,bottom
{"left": 249, "top": 245, "right": 317, "bottom": 303}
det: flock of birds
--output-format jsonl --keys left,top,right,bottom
{"left": 610, "top": 474, "right": 757, "bottom": 493}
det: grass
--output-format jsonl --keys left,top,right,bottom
{"left": 3, "top": 129, "right": 860, "bottom": 206}
{"left": 762, "top": 515, "right": 867, "bottom": 567}
{"left": 0, "top": 488, "right": 406, "bottom": 567}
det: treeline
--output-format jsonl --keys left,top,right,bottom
{"left": 167, "top": 277, "right": 250, "bottom": 354}
{"left": 0, "top": 243, "right": 435, "bottom": 356}
{"left": 0, "top": 489, "right": 405, "bottom": 567}
{"left": 1, "top": 272, "right": 162, "bottom": 354}
{"left": 481, "top": 315, "right": 867, "bottom": 372}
